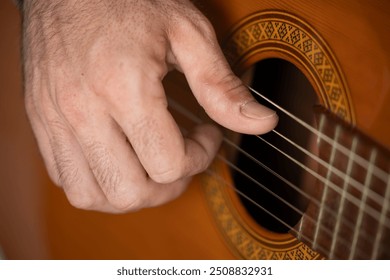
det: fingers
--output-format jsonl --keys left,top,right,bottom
{"left": 27, "top": 113, "right": 118, "bottom": 212}
{"left": 23, "top": 2, "right": 277, "bottom": 215}
{"left": 70, "top": 114, "right": 192, "bottom": 212}
{"left": 23, "top": 64, "right": 117, "bottom": 212}
{"left": 47, "top": 120, "right": 119, "bottom": 212}
{"left": 25, "top": 51, "right": 223, "bottom": 213}
{"left": 32, "top": 105, "right": 190, "bottom": 212}
{"left": 168, "top": 16, "right": 278, "bottom": 135}
{"left": 65, "top": 100, "right": 190, "bottom": 210}
{"left": 34, "top": 82, "right": 211, "bottom": 211}
{"left": 109, "top": 80, "right": 223, "bottom": 184}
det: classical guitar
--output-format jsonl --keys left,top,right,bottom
{"left": 43, "top": 0, "right": 390, "bottom": 259}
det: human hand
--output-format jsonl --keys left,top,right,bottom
{"left": 22, "top": 0, "right": 278, "bottom": 213}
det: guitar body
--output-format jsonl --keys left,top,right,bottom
{"left": 43, "top": 0, "right": 390, "bottom": 259}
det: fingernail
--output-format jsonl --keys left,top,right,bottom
{"left": 240, "top": 100, "right": 276, "bottom": 119}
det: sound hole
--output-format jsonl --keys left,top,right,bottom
{"left": 233, "top": 58, "right": 318, "bottom": 233}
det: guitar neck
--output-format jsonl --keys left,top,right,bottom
{"left": 295, "top": 107, "right": 390, "bottom": 259}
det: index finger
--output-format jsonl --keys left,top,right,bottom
{"left": 110, "top": 78, "right": 223, "bottom": 184}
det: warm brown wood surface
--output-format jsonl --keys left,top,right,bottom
{"left": 202, "top": 0, "right": 390, "bottom": 149}
{"left": 1, "top": 0, "right": 389, "bottom": 259}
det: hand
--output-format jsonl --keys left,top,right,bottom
{"left": 22, "top": 0, "right": 278, "bottom": 213}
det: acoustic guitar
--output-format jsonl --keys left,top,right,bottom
{"left": 43, "top": 0, "right": 390, "bottom": 259}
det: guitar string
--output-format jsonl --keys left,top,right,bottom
{"left": 172, "top": 109, "right": 331, "bottom": 254}
{"left": 166, "top": 83, "right": 388, "bottom": 209}
{"left": 203, "top": 166, "right": 329, "bottom": 257}
{"left": 250, "top": 85, "right": 390, "bottom": 226}
{"left": 256, "top": 133, "right": 390, "bottom": 253}
{"left": 204, "top": 163, "right": 370, "bottom": 259}
{"left": 213, "top": 152, "right": 373, "bottom": 255}
{"left": 221, "top": 136, "right": 377, "bottom": 242}
{"left": 172, "top": 115, "right": 380, "bottom": 258}
{"left": 248, "top": 85, "right": 389, "bottom": 223}
{"left": 165, "top": 78, "right": 389, "bottom": 258}
{"left": 270, "top": 129, "right": 385, "bottom": 207}
{"left": 248, "top": 86, "right": 389, "bottom": 183}
{"left": 168, "top": 98, "right": 385, "bottom": 242}
{"left": 168, "top": 96, "right": 390, "bottom": 228}
{"left": 255, "top": 134, "right": 390, "bottom": 228}
{"left": 166, "top": 78, "right": 388, "bottom": 183}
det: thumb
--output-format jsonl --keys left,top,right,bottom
{"left": 168, "top": 19, "right": 278, "bottom": 135}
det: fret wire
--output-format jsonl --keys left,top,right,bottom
{"left": 248, "top": 86, "right": 388, "bottom": 183}
{"left": 313, "top": 118, "right": 341, "bottom": 250}
{"left": 203, "top": 167, "right": 331, "bottom": 257}
{"left": 204, "top": 163, "right": 370, "bottom": 259}
{"left": 166, "top": 82, "right": 389, "bottom": 259}
{"left": 216, "top": 153, "right": 338, "bottom": 238}
{"left": 174, "top": 115, "right": 376, "bottom": 258}
{"left": 215, "top": 152, "right": 370, "bottom": 253}
{"left": 371, "top": 175, "right": 390, "bottom": 259}
{"left": 174, "top": 111, "right": 356, "bottom": 243}
{"left": 349, "top": 148, "right": 377, "bottom": 259}
{"left": 329, "top": 136, "right": 358, "bottom": 259}
{"left": 297, "top": 215, "right": 304, "bottom": 241}
{"left": 167, "top": 82, "right": 388, "bottom": 185}
{"left": 168, "top": 95, "right": 390, "bottom": 229}
{"left": 272, "top": 128, "right": 385, "bottom": 207}
{"left": 222, "top": 135, "right": 375, "bottom": 243}
{"left": 168, "top": 94, "right": 382, "bottom": 210}
{"left": 256, "top": 135, "right": 390, "bottom": 228}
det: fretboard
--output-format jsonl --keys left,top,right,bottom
{"left": 293, "top": 107, "right": 390, "bottom": 259}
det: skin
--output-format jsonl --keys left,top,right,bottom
{"left": 21, "top": 0, "right": 278, "bottom": 213}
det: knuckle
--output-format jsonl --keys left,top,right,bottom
{"left": 51, "top": 138, "right": 82, "bottom": 188}
{"left": 195, "top": 17, "right": 216, "bottom": 40}
{"left": 89, "top": 68, "right": 115, "bottom": 98}
{"left": 220, "top": 74, "right": 249, "bottom": 102}
{"left": 82, "top": 141, "right": 145, "bottom": 212}
{"left": 215, "top": 74, "right": 248, "bottom": 102}
{"left": 208, "top": 71, "right": 241, "bottom": 92}
{"left": 84, "top": 141, "right": 123, "bottom": 193}
{"left": 106, "top": 190, "right": 144, "bottom": 212}
{"left": 56, "top": 89, "right": 86, "bottom": 125}
{"left": 149, "top": 165, "right": 183, "bottom": 184}
{"left": 170, "top": 12, "right": 215, "bottom": 41}
{"left": 66, "top": 191, "right": 99, "bottom": 210}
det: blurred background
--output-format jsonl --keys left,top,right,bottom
{"left": 0, "top": 1, "right": 50, "bottom": 258}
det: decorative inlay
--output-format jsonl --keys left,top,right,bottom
{"left": 202, "top": 164, "right": 322, "bottom": 260}
{"left": 203, "top": 10, "right": 355, "bottom": 259}
{"left": 223, "top": 11, "right": 355, "bottom": 124}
